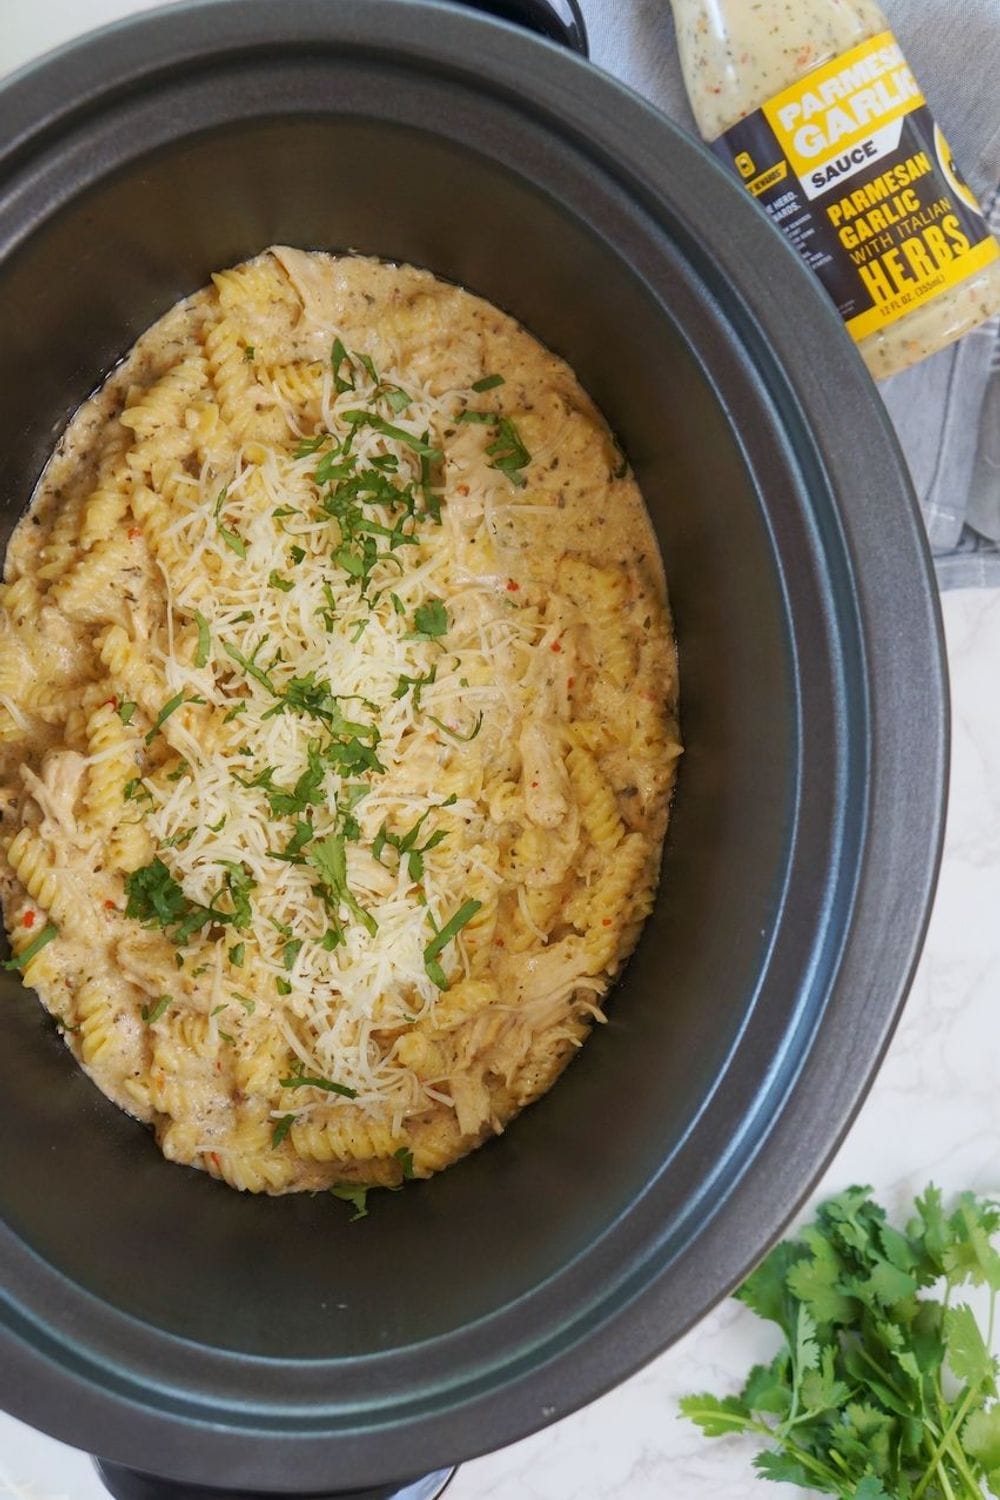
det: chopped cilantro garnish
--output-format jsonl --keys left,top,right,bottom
{"left": 306, "top": 832, "right": 378, "bottom": 937}
{"left": 423, "top": 899, "right": 483, "bottom": 990}
{"left": 268, "top": 570, "right": 294, "bottom": 593}
{"left": 3, "top": 921, "right": 59, "bottom": 971}
{"left": 145, "top": 690, "right": 189, "bottom": 745}
{"left": 235, "top": 994, "right": 256, "bottom": 1015}
{"left": 279, "top": 1074, "right": 358, "bottom": 1099}
{"left": 124, "top": 858, "right": 236, "bottom": 946}
{"left": 315, "top": 449, "right": 355, "bottom": 486}
{"left": 271, "top": 1114, "right": 296, "bottom": 1147}
{"left": 218, "top": 1029, "right": 235, "bottom": 1043}
{"left": 419, "top": 445, "right": 441, "bottom": 524}
{"left": 289, "top": 545, "right": 306, "bottom": 565}
{"left": 381, "top": 384, "right": 411, "bottom": 414}
{"left": 228, "top": 942, "right": 245, "bottom": 967}
{"left": 410, "top": 598, "right": 448, "bottom": 639}
{"left": 275, "top": 976, "right": 292, "bottom": 996}
{"left": 458, "top": 409, "right": 495, "bottom": 424}
{"left": 389, "top": 592, "right": 405, "bottom": 615}
{"left": 471, "top": 373, "right": 505, "bottom": 392}
{"left": 273, "top": 819, "right": 314, "bottom": 863}
{"left": 393, "top": 663, "right": 437, "bottom": 711}
{"left": 211, "top": 1004, "right": 227, "bottom": 1017}
{"left": 222, "top": 640, "right": 278, "bottom": 694}
{"left": 140, "top": 995, "right": 172, "bottom": 1025}
{"left": 214, "top": 485, "right": 247, "bottom": 558}
{"left": 427, "top": 710, "right": 483, "bottom": 743}
{"left": 243, "top": 345, "right": 255, "bottom": 362}
{"left": 282, "top": 938, "right": 303, "bottom": 971}
{"left": 214, "top": 861, "right": 255, "bottom": 932}
{"left": 373, "top": 798, "right": 454, "bottom": 883}
{"left": 349, "top": 618, "right": 368, "bottom": 644}
{"left": 357, "top": 351, "right": 379, "bottom": 385}
{"left": 331, "top": 337, "right": 355, "bottom": 394}
{"left": 343, "top": 410, "right": 442, "bottom": 459}
{"left": 394, "top": 1146, "right": 416, "bottom": 1178}
{"left": 486, "top": 416, "right": 531, "bottom": 487}
{"left": 161, "top": 827, "right": 194, "bottom": 850}
{"left": 116, "top": 700, "right": 137, "bottom": 726}
{"left": 320, "top": 928, "right": 341, "bottom": 952}
{"left": 331, "top": 1184, "right": 369, "bottom": 1220}
{"left": 123, "top": 778, "right": 152, "bottom": 804}
{"left": 222, "top": 702, "right": 247, "bottom": 723}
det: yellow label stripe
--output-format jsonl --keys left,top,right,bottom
{"left": 846, "top": 235, "right": 1000, "bottom": 342}
{"left": 763, "top": 31, "right": 925, "bottom": 180}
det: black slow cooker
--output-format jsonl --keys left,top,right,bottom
{"left": 0, "top": 2, "right": 947, "bottom": 1496}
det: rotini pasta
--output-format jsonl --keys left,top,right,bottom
{"left": 0, "top": 248, "right": 679, "bottom": 1199}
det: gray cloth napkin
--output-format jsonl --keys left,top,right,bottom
{"left": 582, "top": 0, "right": 1000, "bottom": 588}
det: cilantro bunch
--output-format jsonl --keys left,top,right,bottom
{"left": 682, "top": 1186, "right": 1000, "bottom": 1499}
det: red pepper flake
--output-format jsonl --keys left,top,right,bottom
{"left": 103, "top": 899, "right": 117, "bottom": 911}
{"left": 102, "top": 697, "right": 118, "bottom": 711}
{"left": 128, "top": 526, "right": 142, "bottom": 540}
{"left": 602, "top": 917, "right": 613, "bottom": 927}
{"left": 23, "top": 910, "right": 35, "bottom": 928}
{"left": 531, "top": 780, "right": 539, "bottom": 788}
{"left": 207, "top": 1151, "right": 221, "bottom": 1171}
{"left": 567, "top": 676, "right": 575, "bottom": 690}
{"left": 456, "top": 484, "right": 470, "bottom": 496}
{"left": 505, "top": 578, "right": 520, "bottom": 592}
{"left": 550, "top": 640, "right": 563, "bottom": 653}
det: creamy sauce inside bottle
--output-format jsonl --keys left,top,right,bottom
{"left": 670, "top": 0, "right": 1000, "bottom": 379}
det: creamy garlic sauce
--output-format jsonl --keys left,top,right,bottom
{"left": 670, "top": 0, "right": 1000, "bottom": 378}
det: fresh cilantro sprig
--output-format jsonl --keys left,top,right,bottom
{"left": 682, "top": 1184, "right": 1000, "bottom": 1500}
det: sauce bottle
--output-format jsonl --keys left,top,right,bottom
{"left": 668, "top": 0, "right": 1000, "bottom": 379}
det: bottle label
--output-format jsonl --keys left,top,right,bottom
{"left": 712, "top": 31, "right": 999, "bottom": 344}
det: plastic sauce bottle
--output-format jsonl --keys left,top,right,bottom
{"left": 668, "top": 0, "right": 1000, "bottom": 379}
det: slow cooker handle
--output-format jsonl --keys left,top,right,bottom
{"left": 93, "top": 1458, "right": 456, "bottom": 1500}
{"left": 443, "top": 0, "right": 589, "bottom": 55}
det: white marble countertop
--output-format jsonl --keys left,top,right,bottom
{"left": 3, "top": 3, "right": 1000, "bottom": 1498}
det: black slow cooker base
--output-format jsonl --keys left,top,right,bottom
{"left": 95, "top": 1460, "right": 456, "bottom": 1500}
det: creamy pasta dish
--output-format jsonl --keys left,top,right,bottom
{"left": 0, "top": 249, "right": 679, "bottom": 1197}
